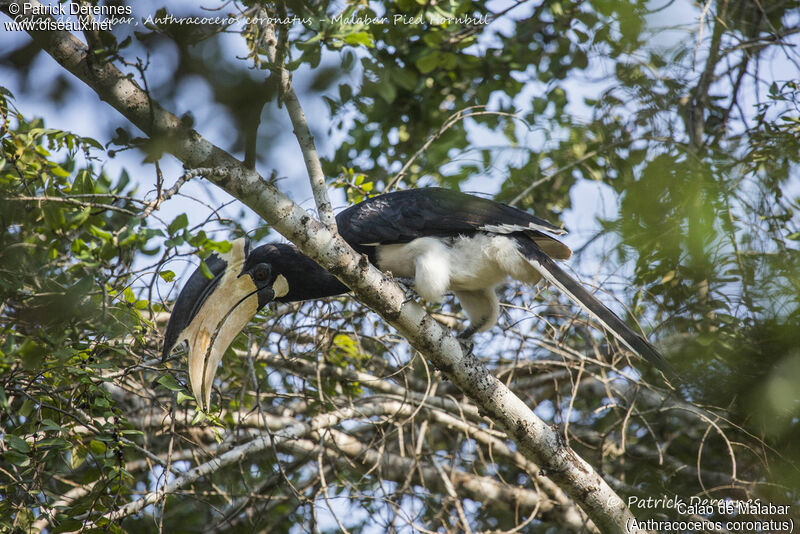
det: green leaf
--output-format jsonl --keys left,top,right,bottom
{"left": 376, "top": 79, "right": 397, "bottom": 104}
{"left": 19, "top": 400, "right": 34, "bottom": 418}
{"left": 423, "top": 31, "right": 442, "bottom": 47}
{"left": 4, "top": 451, "right": 30, "bottom": 466}
{"left": 204, "top": 240, "right": 232, "bottom": 255}
{"left": 159, "top": 270, "right": 176, "bottom": 282}
{"left": 71, "top": 445, "right": 88, "bottom": 469}
{"left": 200, "top": 259, "right": 214, "bottom": 279}
{"left": 343, "top": 31, "right": 374, "bottom": 47}
{"left": 43, "top": 205, "right": 67, "bottom": 230}
{"left": 68, "top": 206, "right": 91, "bottom": 227}
{"left": 573, "top": 28, "right": 589, "bottom": 43}
{"left": 5, "top": 434, "right": 31, "bottom": 453}
{"left": 334, "top": 334, "right": 356, "bottom": 353}
{"left": 36, "top": 437, "right": 70, "bottom": 450}
{"left": 89, "top": 439, "right": 107, "bottom": 455}
{"left": 89, "top": 224, "right": 113, "bottom": 241}
{"left": 392, "top": 68, "right": 418, "bottom": 91}
{"left": 168, "top": 213, "right": 189, "bottom": 235}
{"left": 156, "top": 374, "right": 183, "bottom": 392}
{"left": 416, "top": 52, "right": 440, "bottom": 74}
{"left": 769, "top": 81, "right": 779, "bottom": 96}
{"left": 39, "top": 419, "right": 64, "bottom": 432}
{"left": 19, "top": 340, "right": 47, "bottom": 371}
{"left": 191, "top": 410, "right": 206, "bottom": 425}
{"left": 123, "top": 287, "right": 136, "bottom": 303}
{"left": 50, "top": 165, "right": 71, "bottom": 178}
{"left": 49, "top": 519, "right": 83, "bottom": 533}
{"left": 82, "top": 136, "right": 104, "bottom": 150}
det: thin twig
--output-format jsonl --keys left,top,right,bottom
{"left": 386, "top": 107, "right": 529, "bottom": 191}
{"left": 139, "top": 167, "right": 227, "bottom": 219}
{"left": 258, "top": 22, "right": 336, "bottom": 231}
{"left": 7, "top": 195, "right": 138, "bottom": 216}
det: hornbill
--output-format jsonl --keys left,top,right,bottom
{"left": 163, "top": 188, "right": 674, "bottom": 409}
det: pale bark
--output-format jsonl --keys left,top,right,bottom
{"left": 259, "top": 21, "right": 336, "bottom": 231}
{"left": 81, "top": 400, "right": 594, "bottom": 531}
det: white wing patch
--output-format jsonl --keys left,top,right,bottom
{"left": 480, "top": 222, "right": 566, "bottom": 236}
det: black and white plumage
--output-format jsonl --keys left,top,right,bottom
{"left": 337, "top": 188, "right": 572, "bottom": 337}
{"left": 163, "top": 188, "right": 673, "bottom": 409}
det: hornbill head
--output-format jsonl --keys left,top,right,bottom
{"left": 161, "top": 238, "right": 289, "bottom": 410}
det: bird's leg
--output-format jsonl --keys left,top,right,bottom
{"left": 457, "top": 325, "right": 477, "bottom": 339}
{"left": 390, "top": 275, "right": 417, "bottom": 303}
{"left": 456, "top": 325, "right": 476, "bottom": 356}
{"left": 457, "top": 336, "right": 474, "bottom": 356}
{"left": 393, "top": 276, "right": 415, "bottom": 288}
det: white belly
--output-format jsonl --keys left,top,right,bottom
{"left": 375, "top": 234, "right": 527, "bottom": 300}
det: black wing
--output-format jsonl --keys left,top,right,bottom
{"left": 337, "top": 188, "right": 566, "bottom": 247}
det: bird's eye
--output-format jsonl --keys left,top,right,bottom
{"left": 252, "top": 263, "right": 270, "bottom": 282}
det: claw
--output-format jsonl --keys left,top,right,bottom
{"left": 455, "top": 324, "right": 478, "bottom": 355}
{"left": 457, "top": 335, "right": 474, "bottom": 356}
{"left": 392, "top": 276, "right": 417, "bottom": 303}
{"left": 457, "top": 325, "right": 476, "bottom": 340}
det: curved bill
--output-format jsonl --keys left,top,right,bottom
{"left": 162, "top": 238, "right": 262, "bottom": 410}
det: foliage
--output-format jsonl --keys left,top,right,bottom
{"left": 1, "top": 0, "right": 800, "bottom": 532}
{"left": 0, "top": 90, "right": 243, "bottom": 532}
{"left": 0, "top": 89, "right": 154, "bottom": 531}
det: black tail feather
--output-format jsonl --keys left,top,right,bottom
{"left": 518, "top": 240, "right": 677, "bottom": 380}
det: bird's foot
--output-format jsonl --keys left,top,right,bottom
{"left": 392, "top": 276, "right": 417, "bottom": 303}
{"left": 457, "top": 337, "right": 474, "bottom": 356}
{"left": 456, "top": 327, "right": 475, "bottom": 356}
{"left": 456, "top": 327, "right": 476, "bottom": 356}
{"left": 457, "top": 326, "right": 477, "bottom": 340}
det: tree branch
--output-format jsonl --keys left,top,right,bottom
{"left": 258, "top": 20, "right": 336, "bottom": 231}
{"left": 688, "top": 0, "right": 730, "bottom": 148}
